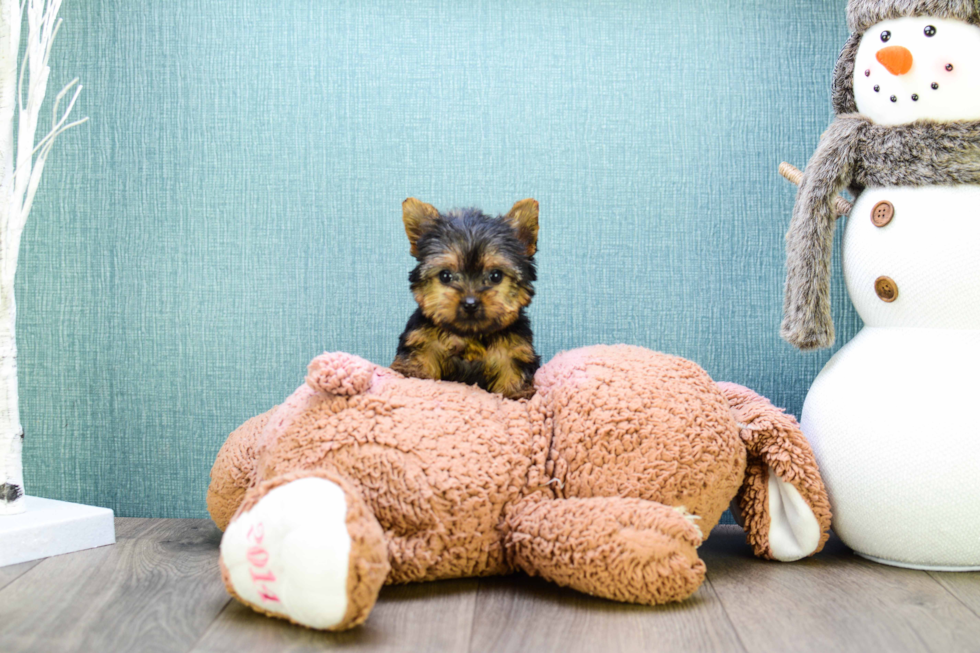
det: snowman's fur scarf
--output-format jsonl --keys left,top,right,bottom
{"left": 847, "top": 0, "right": 980, "bottom": 33}
{"left": 783, "top": 116, "right": 865, "bottom": 350}
{"left": 783, "top": 115, "right": 980, "bottom": 349}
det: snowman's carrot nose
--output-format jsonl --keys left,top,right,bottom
{"left": 876, "top": 46, "right": 914, "bottom": 75}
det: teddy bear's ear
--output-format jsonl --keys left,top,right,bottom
{"left": 503, "top": 199, "right": 539, "bottom": 257}
{"left": 402, "top": 198, "right": 440, "bottom": 258}
{"left": 306, "top": 352, "right": 376, "bottom": 396}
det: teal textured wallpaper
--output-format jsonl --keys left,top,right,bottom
{"left": 18, "top": 0, "right": 858, "bottom": 517}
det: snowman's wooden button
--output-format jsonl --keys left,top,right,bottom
{"left": 871, "top": 201, "right": 894, "bottom": 227}
{"left": 874, "top": 276, "right": 898, "bottom": 302}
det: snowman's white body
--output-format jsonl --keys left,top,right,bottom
{"left": 799, "top": 16, "right": 980, "bottom": 570}
{"left": 802, "top": 186, "right": 980, "bottom": 570}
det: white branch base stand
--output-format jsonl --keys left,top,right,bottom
{"left": 0, "top": 496, "right": 115, "bottom": 567}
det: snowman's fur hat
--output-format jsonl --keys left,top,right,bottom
{"left": 847, "top": 0, "right": 980, "bottom": 33}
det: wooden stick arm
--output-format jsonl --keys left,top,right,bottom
{"left": 779, "top": 162, "right": 852, "bottom": 218}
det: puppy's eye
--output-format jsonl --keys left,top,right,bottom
{"left": 880, "top": 30, "right": 891, "bottom": 42}
{"left": 924, "top": 25, "right": 936, "bottom": 37}
{"left": 488, "top": 270, "right": 503, "bottom": 284}
{"left": 438, "top": 270, "right": 454, "bottom": 285}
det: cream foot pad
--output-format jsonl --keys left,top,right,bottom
{"left": 221, "top": 478, "right": 352, "bottom": 629}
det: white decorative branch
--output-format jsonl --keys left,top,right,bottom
{"left": 0, "top": 0, "right": 86, "bottom": 515}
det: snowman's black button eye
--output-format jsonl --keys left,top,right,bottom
{"left": 881, "top": 30, "right": 892, "bottom": 42}
{"left": 874, "top": 85, "right": 880, "bottom": 92}
{"left": 924, "top": 25, "right": 937, "bottom": 37}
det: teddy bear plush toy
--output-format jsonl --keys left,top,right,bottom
{"left": 207, "top": 344, "right": 831, "bottom": 630}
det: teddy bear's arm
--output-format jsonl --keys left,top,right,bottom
{"left": 504, "top": 495, "right": 706, "bottom": 604}
{"left": 718, "top": 382, "right": 833, "bottom": 562}
{"left": 207, "top": 408, "right": 276, "bottom": 531}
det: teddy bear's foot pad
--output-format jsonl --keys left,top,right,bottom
{"left": 220, "top": 478, "right": 352, "bottom": 629}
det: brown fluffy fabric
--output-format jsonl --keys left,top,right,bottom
{"left": 207, "top": 410, "right": 272, "bottom": 531}
{"left": 209, "top": 347, "right": 831, "bottom": 629}
{"left": 783, "top": 116, "right": 980, "bottom": 349}
{"left": 533, "top": 345, "right": 747, "bottom": 533}
{"left": 505, "top": 495, "right": 706, "bottom": 604}
{"left": 718, "top": 383, "right": 833, "bottom": 559}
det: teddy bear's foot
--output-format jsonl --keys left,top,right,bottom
{"left": 718, "top": 381, "right": 833, "bottom": 562}
{"left": 219, "top": 473, "right": 390, "bottom": 630}
{"left": 505, "top": 496, "right": 706, "bottom": 604}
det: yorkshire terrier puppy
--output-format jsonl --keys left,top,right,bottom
{"left": 392, "top": 198, "right": 541, "bottom": 399}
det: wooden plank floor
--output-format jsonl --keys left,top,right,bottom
{"left": 1, "top": 519, "right": 978, "bottom": 653}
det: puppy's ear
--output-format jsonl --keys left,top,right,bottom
{"left": 504, "top": 199, "right": 539, "bottom": 257}
{"left": 402, "top": 198, "right": 440, "bottom": 257}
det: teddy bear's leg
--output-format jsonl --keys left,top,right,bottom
{"left": 505, "top": 496, "right": 706, "bottom": 604}
{"left": 219, "top": 470, "right": 390, "bottom": 631}
{"left": 717, "top": 382, "right": 833, "bottom": 562}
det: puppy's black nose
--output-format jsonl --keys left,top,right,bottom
{"left": 462, "top": 297, "right": 479, "bottom": 314}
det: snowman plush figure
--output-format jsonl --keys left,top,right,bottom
{"left": 783, "top": 0, "right": 980, "bottom": 570}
